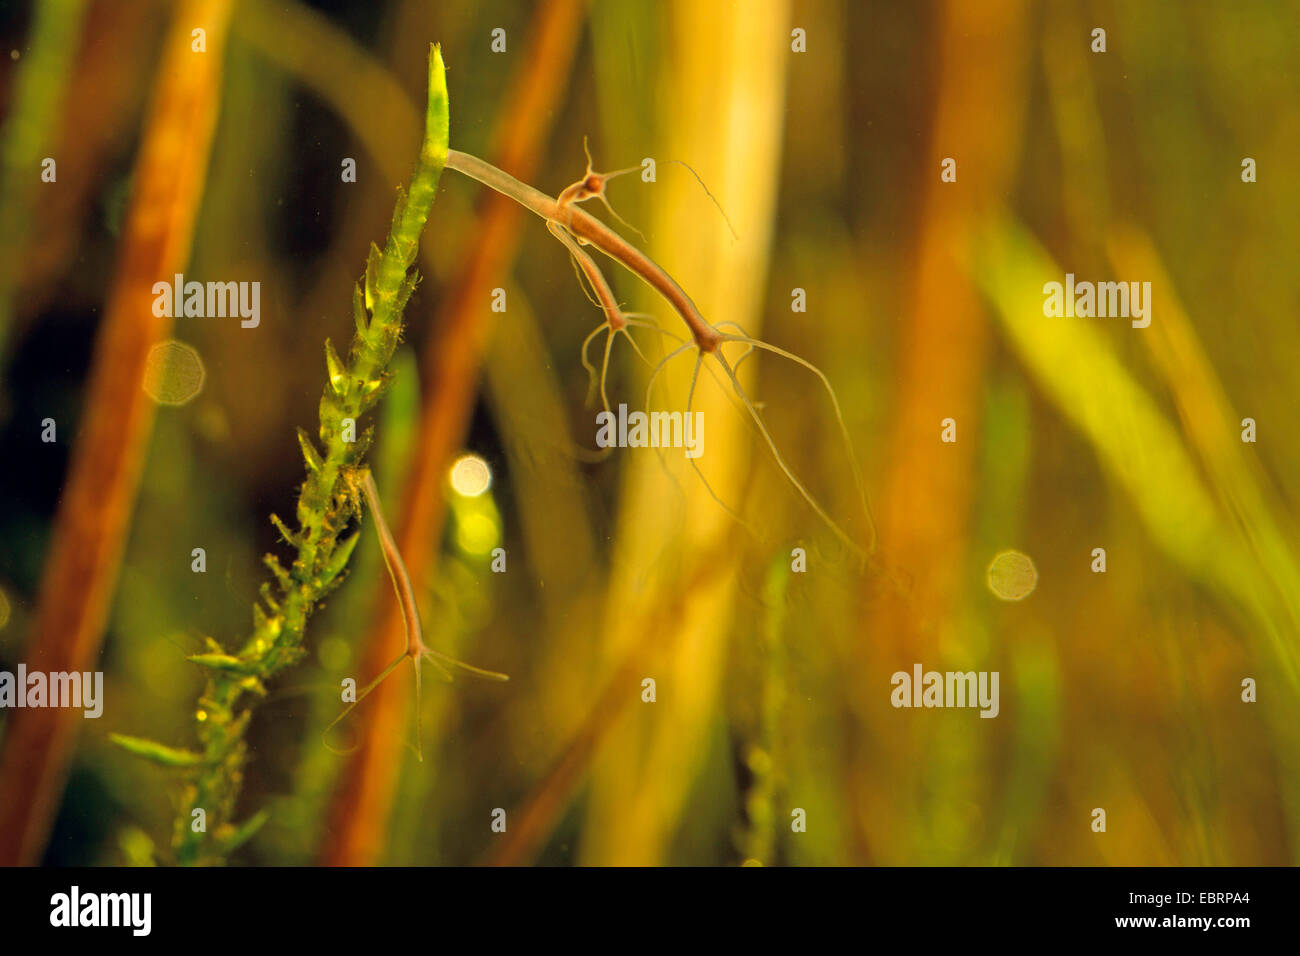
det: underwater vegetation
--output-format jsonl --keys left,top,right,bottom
{"left": 0, "top": 0, "right": 1297, "bottom": 869}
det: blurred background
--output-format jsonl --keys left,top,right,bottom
{"left": 1, "top": 0, "right": 1298, "bottom": 866}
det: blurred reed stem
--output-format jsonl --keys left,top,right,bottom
{"left": 0, "top": 0, "right": 231, "bottom": 866}
{"left": 579, "top": 0, "right": 789, "bottom": 866}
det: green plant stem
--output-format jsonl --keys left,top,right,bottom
{"left": 114, "top": 44, "right": 449, "bottom": 866}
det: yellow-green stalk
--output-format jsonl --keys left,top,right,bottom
{"left": 112, "top": 45, "right": 450, "bottom": 866}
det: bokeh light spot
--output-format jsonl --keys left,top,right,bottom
{"left": 987, "top": 549, "right": 1038, "bottom": 601}
{"left": 449, "top": 453, "right": 491, "bottom": 497}
{"left": 143, "top": 339, "right": 205, "bottom": 406}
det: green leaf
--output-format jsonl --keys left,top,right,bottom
{"left": 352, "top": 282, "right": 368, "bottom": 336}
{"left": 320, "top": 528, "right": 361, "bottom": 585}
{"left": 214, "top": 809, "right": 271, "bottom": 856}
{"left": 424, "top": 43, "right": 450, "bottom": 170}
{"left": 323, "top": 339, "right": 347, "bottom": 396}
{"left": 970, "top": 218, "right": 1234, "bottom": 573}
{"left": 187, "top": 652, "right": 258, "bottom": 675}
{"left": 389, "top": 186, "right": 408, "bottom": 244}
{"left": 259, "top": 581, "right": 280, "bottom": 613}
{"left": 364, "top": 241, "right": 382, "bottom": 312}
{"left": 296, "top": 427, "right": 324, "bottom": 474}
{"left": 110, "top": 734, "right": 206, "bottom": 768}
{"left": 238, "top": 675, "right": 268, "bottom": 696}
{"left": 269, "top": 513, "right": 297, "bottom": 546}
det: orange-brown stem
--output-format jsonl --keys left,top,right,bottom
{"left": 446, "top": 150, "right": 721, "bottom": 352}
{"left": 546, "top": 221, "right": 625, "bottom": 330}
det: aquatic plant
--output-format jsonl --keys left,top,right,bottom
{"left": 112, "top": 37, "right": 869, "bottom": 865}
{"left": 112, "top": 45, "right": 452, "bottom": 866}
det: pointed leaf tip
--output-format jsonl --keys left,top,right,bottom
{"left": 424, "top": 43, "right": 450, "bottom": 163}
{"left": 364, "top": 242, "right": 383, "bottom": 312}
{"left": 352, "top": 283, "right": 368, "bottom": 335}
{"left": 324, "top": 339, "right": 347, "bottom": 395}
{"left": 321, "top": 528, "right": 362, "bottom": 584}
{"left": 111, "top": 734, "right": 206, "bottom": 768}
{"left": 297, "top": 427, "right": 324, "bottom": 474}
{"left": 187, "top": 653, "right": 258, "bottom": 675}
